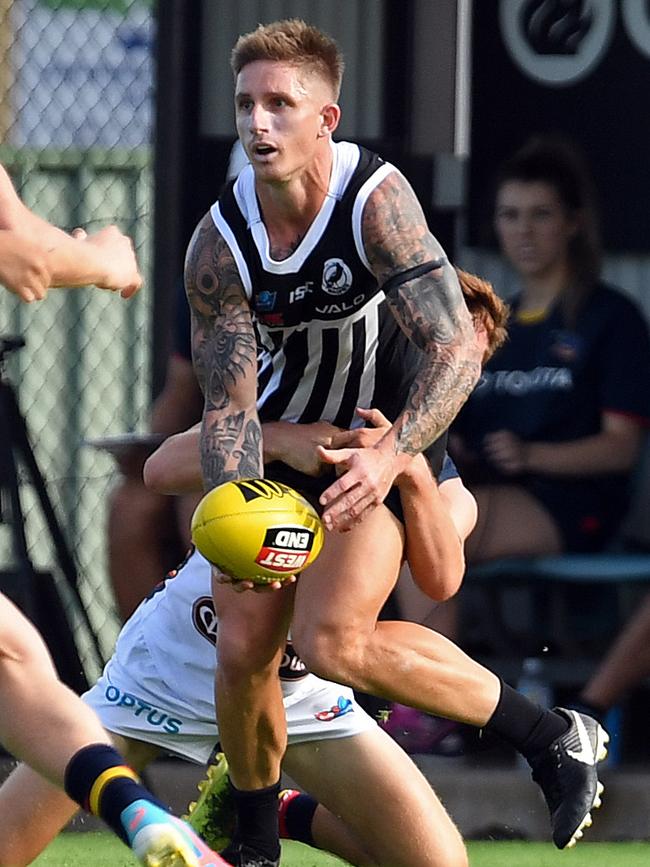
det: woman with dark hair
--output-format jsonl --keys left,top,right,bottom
{"left": 452, "top": 136, "right": 650, "bottom": 561}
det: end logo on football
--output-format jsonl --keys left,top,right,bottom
{"left": 255, "top": 525, "right": 315, "bottom": 572}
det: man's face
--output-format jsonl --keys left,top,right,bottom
{"left": 235, "top": 60, "right": 333, "bottom": 183}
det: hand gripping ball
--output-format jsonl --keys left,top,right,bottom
{"left": 191, "top": 478, "right": 324, "bottom": 583}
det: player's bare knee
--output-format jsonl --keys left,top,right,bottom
{"left": 217, "top": 623, "right": 282, "bottom": 679}
{"left": 217, "top": 639, "right": 277, "bottom": 680}
{"left": 293, "top": 627, "right": 365, "bottom": 686}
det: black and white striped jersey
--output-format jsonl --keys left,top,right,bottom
{"left": 210, "top": 140, "right": 444, "bottom": 467}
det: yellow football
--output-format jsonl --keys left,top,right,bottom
{"left": 191, "top": 478, "right": 324, "bottom": 584}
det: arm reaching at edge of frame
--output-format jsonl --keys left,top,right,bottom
{"left": 0, "top": 166, "right": 142, "bottom": 301}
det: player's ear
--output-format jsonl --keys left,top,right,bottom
{"left": 319, "top": 102, "right": 341, "bottom": 137}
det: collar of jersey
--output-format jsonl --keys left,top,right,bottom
{"left": 233, "top": 140, "right": 362, "bottom": 274}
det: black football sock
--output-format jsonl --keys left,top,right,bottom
{"left": 64, "top": 744, "right": 167, "bottom": 844}
{"left": 227, "top": 778, "right": 281, "bottom": 861}
{"left": 279, "top": 791, "right": 317, "bottom": 846}
{"left": 484, "top": 681, "right": 569, "bottom": 760}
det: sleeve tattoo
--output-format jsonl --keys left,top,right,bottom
{"left": 185, "top": 213, "right": 262, "bottom": 489}
{"left": 363, "top": 171, "right": 482, "bottom": 455}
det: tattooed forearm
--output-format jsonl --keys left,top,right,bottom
{"left": 185, "top": 212, "right": 263, "bottom": 489}
{"left": 390, "top": 268, "right": 481, "bottom": 453}
{"left": 395, "top": 351, "right": 480, "bottom": 455}
{"left": 363, "top": 172, "right": 483, "bottom": 455}
{"left": 200, "top": 411, "right": 263, "bottom": 489}
{"left": 199, "top": 412, "right": 263, "bottom": 490}
{"left": 235, "top": 418, "right": 264, "bottom": 478}
{"left": 389, "top": 267, "right": 482, "bottom": 454}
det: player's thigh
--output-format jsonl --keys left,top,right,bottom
{"left": 466, "top": 484, "right": 562, "bottom": 562}
{"left": 284, "top": 728, "right": 466, "bottom": 867}
{"left": 293, "top": 504, "right": 404, "bottom": 638}
{"left": 0, "top": 732, "right": 161, "bottom": 867}
{"left": 393, "top": 562, "right": 438, "bottom": 623}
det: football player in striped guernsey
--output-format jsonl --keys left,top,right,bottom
{"left": 185, "top": 19, "right": 607, "bottom": 864}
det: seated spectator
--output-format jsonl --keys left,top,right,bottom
{"left": 108, "top": 279, "right": 202, "bottom": 619}
{"left": 451, "top": 135, "right": 650, "bottom": 564}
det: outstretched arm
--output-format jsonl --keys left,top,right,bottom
{"left": 185, "top": 212, "right": 262, "bottom": 490}
{"left": 144, "top": 420, "right": 341, "bottom": 494}
{"left": 319, "top": 171, "right": 482, "bottom": 528}
{"left": 0, "top": 231, "right": 51, "bottom": 302}
{"left": 0, "top": 166, "right": 141, "bottom": 299}
{"left": 326, "top": 407, "right": 474, "bottom": 601}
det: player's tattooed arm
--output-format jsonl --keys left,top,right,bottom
{"left": 185, "top": 212, "right": 262, "bottom": 489}
{"left": 363, "top": 171, "right": 482, "bottom": 455}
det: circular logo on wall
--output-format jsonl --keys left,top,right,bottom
{"left": 499, "top": 0, "right": 616, "bottom": 86}
{"left": 322, "top": 258, "right": 353, "bottom": 295}
{"left": 622, "top": 0, "right": 650, "bottom": 60}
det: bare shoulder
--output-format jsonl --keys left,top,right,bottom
{"left": 361, "top": 169, "right": 445, "bottom": 285}
{"left": 184, "top": 211, "right": 247, "bottom": 316}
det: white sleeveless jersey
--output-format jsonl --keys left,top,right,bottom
{"left": 211, "top": 139, "right": 449, "bottom": 474}
{"left": 117, "top": 548, "right": 335, "bottom": 722}
{"left": 210, "top": 141, "right": 424, "bottom": 430}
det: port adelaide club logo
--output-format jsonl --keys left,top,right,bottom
{"left": 322, "top": 258, "right": 353, "bottom": 296}
{"left": 255, "top": 526, "right": 317, "bottom": 573}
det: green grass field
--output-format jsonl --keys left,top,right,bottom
{"left": 29, "top": 833, "right": 650, "bottom": 866}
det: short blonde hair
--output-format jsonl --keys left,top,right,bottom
{"left": 231, "top": 18, "right": 344, "bottom": 99}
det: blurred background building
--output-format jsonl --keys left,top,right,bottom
{"left": 0, "top": 0, "right": 649, "bottom": 693}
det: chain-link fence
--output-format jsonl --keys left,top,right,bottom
{"left": 0, "top": 0, "right": 155, "bottom": 679}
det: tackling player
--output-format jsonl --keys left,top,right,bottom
{"left": 0, "top": 454, "right": 474, "bottom": 867}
